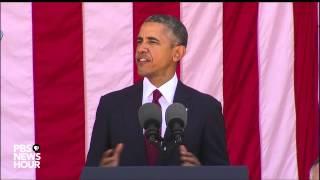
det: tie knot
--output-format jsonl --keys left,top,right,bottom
{"left": 152, "top": 89, "right": 162, "bottom": 104}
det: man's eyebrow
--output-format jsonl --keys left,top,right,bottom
{"left": 137, "top": 36, "right": 160, "bottom": 43}
{"left": 146, "top": 36, "right": 160, "bottom": 42}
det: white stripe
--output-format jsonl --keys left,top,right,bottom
{"left": 258, "top": 3, "right": 298, "bottom": 179}
{"left": 83, "top": 3, "right": 133, "bottom": 156}
{"left": 180, "top": 3, "right": 224, "bottom": 106}
{"left": 0, "top": 3, "right": 35, "bottom": 180}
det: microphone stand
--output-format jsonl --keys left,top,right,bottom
{"left": 148, "top": 135, "right": 184, "bottom": 155}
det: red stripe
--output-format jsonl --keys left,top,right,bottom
{"left": 293, "top": 3, "right": 319, "bottom": 180}
{"left": 223, "top": 3, "right": 261, "bottom": 180}
{"left": 132, "top": 2, "right": 180, "bottom": 83}
{"left": 32, "top": 3, "right": 85, "bottom": 179}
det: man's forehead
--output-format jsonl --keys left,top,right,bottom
{"left": 138, "top": 22, "right": 169, "bottom": 36}
{"left": 138, "top": 22, "right": 177, "bottom": 44}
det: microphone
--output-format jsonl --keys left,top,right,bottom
{"left": 138, "top": 103, "right": 162, "bottom": 144}
{"left": 165, "top": 103, "right": 187, "bottom": 144}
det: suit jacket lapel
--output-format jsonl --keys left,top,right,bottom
{"left": 164, "top": 80, "right": 192, "bottom": 141}
{"left": 173, "top": 80, "right": 192, "bottom": 105}
{"left": 123, "top": 81, "right": 147, "bottom": 164}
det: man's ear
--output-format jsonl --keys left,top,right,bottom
{"left": 173, "top": 45, "right": 186, "bottom": 63}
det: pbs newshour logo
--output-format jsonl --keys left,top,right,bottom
{"left": 14, "top": 144, "right": 41, "bottom": 168}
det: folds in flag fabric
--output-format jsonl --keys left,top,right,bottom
{"left": 1, "top": 2, "right": 319, "bottom": 180}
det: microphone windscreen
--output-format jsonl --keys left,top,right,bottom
{"left": 138, "top": 102, "right": 162, "bottom": 129}
{"left": 165, "top": 103, "right": 187, "bottom": 128}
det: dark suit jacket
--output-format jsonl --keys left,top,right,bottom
{"left": 86, "top": 80, "right": 229, "bottom": 166}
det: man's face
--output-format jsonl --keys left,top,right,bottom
{"left": 311, "top": 163, "right": 319, "bottom": 180}
{"left": 136, "top": 22, "right": 178, "bottom": 79}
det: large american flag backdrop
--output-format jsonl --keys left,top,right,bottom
{"left": 1, "top": 2, "right": 319, "bottom": 180}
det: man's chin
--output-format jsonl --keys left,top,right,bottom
{"left": 137, "top": 70, "right": 149, "bottom": 78}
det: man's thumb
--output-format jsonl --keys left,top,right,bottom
{"left": 114, "top": 143, "right": 124, "bottom": 156}
{"left": 180, "top": 145, "right": 188, "bottom": 153}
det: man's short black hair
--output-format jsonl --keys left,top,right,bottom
{"left": 144, "top": 14, "right": 188, "bottom": 47}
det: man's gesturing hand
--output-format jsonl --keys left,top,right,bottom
{"left": 99, "top": 143, "right": 124, "bottom": 167}
{"left": 180, "top": 145, "right": 201, "bottom": 166}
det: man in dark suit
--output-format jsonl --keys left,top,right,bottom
{"left": 86, "top": 14, "right": 229, "bottom": 167}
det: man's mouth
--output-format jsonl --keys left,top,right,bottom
{"left": 137, "top": 57, "right": 151, "bottom": 63}
{"left": 138, "top": 58, "right": 148, "bottom": 62}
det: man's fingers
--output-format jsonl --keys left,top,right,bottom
{"left": 100, "top": 157, "right": 116, "bottom": 166}
{"left": 180, "top": 151, "right": 193, "bottom": 157}
{"left": 106, "top": 143, "right": 123, "bottom": 166}
{"left": 181, "top": 162, "right": 193, "bottom": 166}
{"left": 179, "top": 145, "right": 201, "bottom": 166}
{"left": 99, "top": 143, "right": 124, "bottom": 167}
{"left": 102, "top": 143, "right": 124, "bottom": 158}
{"left": 102, "top": 149, "right": 114, "bottom": 158}
{"left": 100, "top": 154, "right": 118, "bottom": 166}
{"left": 180, "top": 156, "right": 200, "bottom": 165}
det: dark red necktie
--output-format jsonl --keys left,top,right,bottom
{"left": 145, "top": 89, "right": 162, "bottom": 165}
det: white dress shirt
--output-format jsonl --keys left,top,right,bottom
{"left": 142, "top": 73, "right": 178, "bottom": 138}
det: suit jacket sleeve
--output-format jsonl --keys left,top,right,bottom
{"left": 200, "top": 96, "right": 229, "bottom": 165}
{"left": 85, "top": 95, "right": 110, "bottom": 166}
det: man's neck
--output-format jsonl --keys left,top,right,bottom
{"left": 146, "top": 72, "right": 175, "bottom": 88}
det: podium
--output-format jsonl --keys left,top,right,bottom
{"left": 80, "top": 166, "right": 248, "bottom": 180}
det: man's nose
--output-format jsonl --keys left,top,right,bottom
{"left": 136, "top": 43, "right": 148, "bottom": 53}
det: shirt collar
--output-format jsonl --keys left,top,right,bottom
{"left": 142, "top": 73, "right": 178, "bottom": 103}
